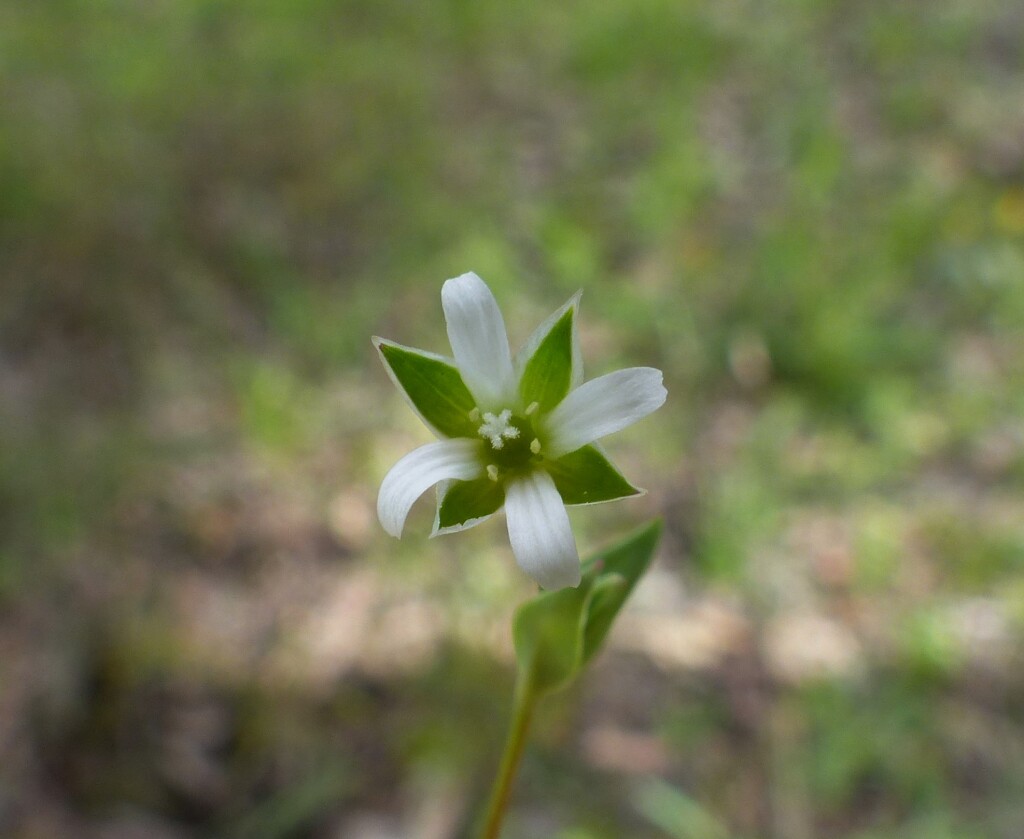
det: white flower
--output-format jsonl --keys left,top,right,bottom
{"left": 374, "top": 272, "right": 666, "bottom": 590}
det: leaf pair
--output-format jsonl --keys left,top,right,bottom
{"left": 512, "top": 521, "right": 662, "bottom": 696}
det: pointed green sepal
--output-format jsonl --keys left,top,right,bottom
{"left": 545, "top": 445, "right": 642, "bottom": 506}
{"left": 434, "top": 477, "right": 505, "bottom": 533}
{"left": 374, "top": 338, "right": 479, "bottom": 438}
{"left": 512, "top": 520, "right": 661, "bottom": 696}
{"left": 518, "top": 303, "right": 577, "bottom": 413}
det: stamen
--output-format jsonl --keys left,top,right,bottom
{"left": 486, "top": 464, "right": 499, "bottom": 482}
{"left": 530, "top": 438, "right": 541, "bottom": 454}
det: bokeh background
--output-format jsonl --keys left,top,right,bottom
{"left": 3, "top": 1, "right": 1024, "bottom": 837}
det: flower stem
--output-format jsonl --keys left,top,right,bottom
{"left": 477, "top": 673, "right": 537, "bottom": 839}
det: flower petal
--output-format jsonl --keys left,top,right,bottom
{"left": 432, "top": 477, "right": 505, "bottom": 536}
{"left": 442, "top": 272, "right": 515, "bottom": 410}
{"left": 543, "top": 367, "right": 667, "bottom": 458}
{"left": 516, "top": 291, "right": 582, "bottom": 413}
{"left": 373, "top": 338, "right": 479, "bottom": 438}
{"left": 505, "top": 470, "right": 581, "bottom": 590}
{"left": 377, "top": 439, "right": 484, "bottom": 537}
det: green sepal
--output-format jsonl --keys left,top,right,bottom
{"left": 435, "top": 477, "right": 504, "bottom": 532}
{"left": 545, "top": 445, "right": 642, "bottom": 505}
{"left": 512, "top": 521, "right": 661, "bottom": 696}
{"left": 518, "top": 306, "right": 575, "bottom": 413}
{"left": 375, "top": 339, "right": 478, "bottom": 438}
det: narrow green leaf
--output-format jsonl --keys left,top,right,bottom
{"left": 579, "top": 520, "right": 661, "bottom": 664}
{"left": 513, "top": 584, "right": 589, "bottom": 695}
{"left": 579, "top": 573, "right": 628, "bottom": 667}
{"left": 633, "top": 779, "right": 732, "bottom": 839}
{"left": 546, "top": 445, "right": 641, "bottom": 505}
{"left": 225, "top": 763, "right": 351, "bottom": 839}
{"left": 375, "top": 339, "right": 478, "bottom": 438}
{"left": 436, "top": 478, "right": 504, "bottom": 531}
{"left": 518, "top": 307, "right": 575, "bottom": 412}
{"left": 513, "top": 520, "right": 661, "bottom": 696}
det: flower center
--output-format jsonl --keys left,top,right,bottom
{"left": 474, "top": 406, "right": 543, "bottom": 477}
{"left": 477, "top": 409, "right": 519, "bottom": 450}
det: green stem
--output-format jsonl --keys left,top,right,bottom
{"left": 477, "top": 673, "right": 537, "bottom": 839}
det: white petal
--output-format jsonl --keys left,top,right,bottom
{"left": 543, "top": 367, "right": 667, "bottom": 458}
{"left": 514, "top": 290, "right": 584, "bottom": 389}
{"left": 377, "top": 439, "right": 484, "bottom": 537}
{"left": 505, "top": 470, "right": 581, "bottom": 590}
{"left": 442, "top": 272, "right": 515, "bottom": 410}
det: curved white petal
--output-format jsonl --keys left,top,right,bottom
{"left": 442, "top": 272, "right": 515, "bottom": 410}
{"left": 544, "top": 367, "right": 667, "bottom": 458}
{"left": 505, "top": 470, "right": 581, "bottom": 590}
{"left": 377, "top": 439, "right": 484, "bottom": 537}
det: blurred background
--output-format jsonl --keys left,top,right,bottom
{"left": 2, "top": 0, "right": 1024, "bottom": 837}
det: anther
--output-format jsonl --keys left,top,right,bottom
{"left": 530, "top": 438, "right": 541, "bottom": 454}
{"left": 486, "top": 464, "right": 499, "bottom": 482}
{"left": 525, "top": 401, "right": 539, "bottom": 416}
{"left": 469, "top": 407, "right": 481, "bottom": 422}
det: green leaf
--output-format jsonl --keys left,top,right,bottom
{"left": 518, "top": 306, "right": 575, "bottom": 412}
{"left": 513, "top": 521, "right": 661, "bottom": 696}
{"left": 375, "top": 339, "right": 478, "bottom": 438}
{"left": 578, "top": 520, "right": 661, "bottom": 664}
{"left": 225, "top": 763, "right": 351, "bottom": 839}
{"left": 513, "top": 583, "right": 588, "bottom": 695}
{"left": 436, "top": 477, "right": 504, "bottom": 532}
{"left": 633, "top": 779, "right": 732, "bottom": 839}
{"left": 546, "top": 445, "right": 642, "bottom": 505}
